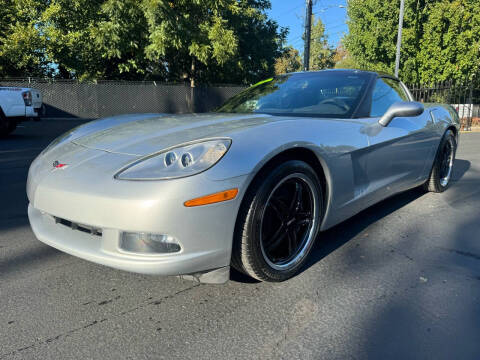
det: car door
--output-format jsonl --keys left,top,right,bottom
{"left": 357, "top": 77, "right": 436, "bottom": 203}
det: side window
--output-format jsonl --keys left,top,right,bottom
{"left": 370, "top": 78, "right": 409, "bottom": 117}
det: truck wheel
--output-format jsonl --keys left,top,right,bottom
{"left": 0, "top": 112, "right": 10, "bottom": 137}
{"left": 7, "top": 121, "right": 17, "bottom": 134}
{"left": 34, "top": 104, "right": 45, "bottom": 121}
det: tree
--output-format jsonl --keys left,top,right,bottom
{"left": 344, "top": 0, "right": 480, "bottom": 83}
{"left": 1, "top": 0, "right": 286, "bottom": 84}
{"left": 333, "top": 43, "right": 358, "bottom": 69}
{"left": 142, "top": 0, "right": 286, "bottom": 85}
{"left": 274, "top": 47, "right": 302, "bottom": 75}
{"left": 141, "top": 0, "right": 238, "bottom": 86}
{"left": 0, "top": 0, "right": 48, "bottom": 78}
{"left": 204, "top": 1, "right": 287, "bottom": 85}
{"left": 40, "top": 0, "right": 153, "bottom": 80}
{"left": 308, "top": 15, "right": 335, "bottom": 70}
{"left": 418, "top": 0, "right": 480, "bottom": 83}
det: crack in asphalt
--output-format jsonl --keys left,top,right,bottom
{"left": 98, "top": 295, "right": 121, "bottom": 306}
{"left": 441, "top": 247, "right": 480, "bottom": 261}
{"left": 0, "top": 283, "right": 202, "bottom": 359}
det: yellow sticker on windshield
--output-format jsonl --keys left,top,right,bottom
{"left": 252, "top": 78, "right": 273, "bottom": 87}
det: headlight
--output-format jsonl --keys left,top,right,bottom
{"left": 115, "top": 139, "right": 231, "bottom": 180}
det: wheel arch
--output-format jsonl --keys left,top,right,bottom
{"left": 236, "top": 146, "right": 331, "bottom": 225}
{"left": 231, "top": 146, "right": 332, "bottom": 278}
{"left": 445, "top": 125, "right": 456, "bottom": 136}
{"left": 446, "top": 125, "right": 459, "bottom": 143}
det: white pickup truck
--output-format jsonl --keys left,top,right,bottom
{"left": 0, "top": 87, "right": 43, "bottom": 136}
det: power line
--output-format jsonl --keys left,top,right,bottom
{"left": 312, "top": 4, "right": 346, "bottom": 16}
{"left": 328, "top": 30, "right": 348, "bottom": 36}
{"left": 289, "top": 21, "right": 346, "bottom": 42}
{"left": 277, "top": 1, "right": 306, "bottom": 17}
{"left": 326, "top": 22, "right": 347, "bottom": 31}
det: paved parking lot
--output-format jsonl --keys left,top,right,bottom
{"left": 1, "top": 120, "right": 480, "bottom": 359}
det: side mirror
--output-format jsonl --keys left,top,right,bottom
{"left": 378, "top": 101, "right": 424, "bottom": 127}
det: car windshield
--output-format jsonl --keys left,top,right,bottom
{"left": 217, "top": 71, "right": 370, "bottom": 118}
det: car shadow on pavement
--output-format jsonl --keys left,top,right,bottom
{"left": 450, "top": 159, "right": 470, "bottom": 185}
{"left": 300, "top": 158, "right": 471, "bottom": 277}
{"left": 0, "top": 245, "right": 63, "bottom": 276}
{"left": 361, "top": 158, "right": 480, "bottom": 359}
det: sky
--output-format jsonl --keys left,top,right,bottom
{"left": 267, "top": 0, "right": 348, "bottom": 53}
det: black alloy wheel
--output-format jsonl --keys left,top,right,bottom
{"left": 424, "top": 129, "right": 457, "bottom": 193}
{"left": 232, "top": 160, "right": 323, "bottom": 282}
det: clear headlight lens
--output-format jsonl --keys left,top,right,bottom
{"left": 115, "top": 139, "right": 231, "bottom": 180}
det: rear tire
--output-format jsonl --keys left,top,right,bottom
{"left": 424, "top": 130, "right": 456, "bottom": 193}
{"left": 232, "top": 160, "right": 323, "bottom": 282}
{"left": 34, "top": 104, "right": 45, "bottom": 121}
{"left": 7, "top": 120, "right": 17, "bottom": 134}
{"left": 0, "top": 111, "right": 10, "bottom": 137}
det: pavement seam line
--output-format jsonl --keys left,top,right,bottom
{"left": 0, "top": 283, "right": 202, "bottom": 359}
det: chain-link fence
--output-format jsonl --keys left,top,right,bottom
{"left": 0, "top": 78, "right": 245, "bottom": 118}
{"left": 408, "top": 77, "right": 480, "bottom": 131}
{"left": 3, "top": 77, "right": 478, "bottom": 130}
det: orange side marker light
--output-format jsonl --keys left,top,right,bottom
{"left": 184, "top": 188, "right": 238, "bottom": 207}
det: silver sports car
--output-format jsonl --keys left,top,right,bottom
{"left": 27, "top": 70, "right": 460, "bottom": 283}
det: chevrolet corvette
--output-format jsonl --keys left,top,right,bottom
{"left": 27, "top": 70, "right": 460, "bottom": 283}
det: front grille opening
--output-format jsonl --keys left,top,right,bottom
{"left": 54, "top": 217, "right": 102, "bottom": 237}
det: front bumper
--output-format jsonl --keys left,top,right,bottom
{"left": 28, "top": 171, "right": 249, "bottom": 276}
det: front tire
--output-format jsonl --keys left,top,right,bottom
{"left": 424, "top": 130, "right": 457, "bottom": 193}
{"left": 232, "top": 160, "right": 323, "bottom": 282}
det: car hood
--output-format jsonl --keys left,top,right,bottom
{"left": 71, "top": 113, "right": 277, "bottom": 156}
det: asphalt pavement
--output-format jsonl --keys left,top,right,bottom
{"left": 1, "top": 120, "right": 479, "bottom": 360}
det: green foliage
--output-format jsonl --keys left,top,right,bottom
{"left": 345, "top": 0, "right": 480, "bottom": 83}
{"left": 274, "top": 47, "right": 302, "bottom": 75}
{"left": 41, "top": 0, "right": 158, "bottom": 80}
{"left": 418, "top": 0, "right": 480, "bottom": 83}
{"left": 0, "top": 0, "right": 286, "bottom": 84}
{"left": 0, "top": 0, "right": 49, "bottom": 77}
{"left": 308, "top": 15, "right": 335, "bottom": 70}
{"left": 167, "top": 0, "right": 287, "bottom": 85}
{"left": 333, "top": 44, "right": 359, "bottom": 69}
{"left": 142, "top": 0, "right": 240, "bottom": 84}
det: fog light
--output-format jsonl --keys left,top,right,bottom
{"left": 120, "top": 232, "right": 181, "bottom": 254}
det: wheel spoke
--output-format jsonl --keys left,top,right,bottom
{"left": 260, "top": 175, "right": 317, "bottom": 268}
{"left": 440, "top": 141, "right": 453, "bottom": 179}
{"left": 289, "top": 182, "right": 303, "bottom": 215}
{"left": 296, "top": 210, "right": 312, "bottom": 219}
{"left": 264, "top": 226, "right": 287, "bottom": 252}
{"left": 295, "top": 218, "right": 312, "bottom": 227}
{"left": 287, "top": 228, "right": 297, "bottom": 253}
{"left": 269, "top": 197, "right": 290, "bottom": 221}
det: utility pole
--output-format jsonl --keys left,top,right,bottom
{"left": 394, "top": 0, "right": 405, "bottom": 78}
{"left": 303, "top": 0, "right": 313, "bottom": 71}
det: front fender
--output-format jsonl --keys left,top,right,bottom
{"left": 205, "top": 118, "right": 369, "bottom": 231}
